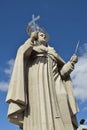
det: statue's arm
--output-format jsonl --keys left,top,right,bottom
{"left": 47, "top": 46, "right": 65, "bottom": 65}
{"left": 20, "top": 32, "right": 39, "bottom": 58}
{"left": 60, "top": 61, "right": 74, "bottom": 77}
{"left": 60, "top": 54, "right": 78, "bottom": 78}
{"left": 19, "top": 38, "right": 34, "bottom": 58}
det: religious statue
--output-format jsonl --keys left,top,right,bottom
{"left": 6, "top": 15, "right": 79, "bottom": 130}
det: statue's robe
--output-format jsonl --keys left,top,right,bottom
{"left": 6, "top": 39, "right": 79, "bottom": 130}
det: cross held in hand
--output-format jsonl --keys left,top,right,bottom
{"left": 28, "top": 14, "right": 40, "bottom": 31}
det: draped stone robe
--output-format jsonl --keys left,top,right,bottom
{"left": 6, "top": 38, "right": 79, "bottom": 130}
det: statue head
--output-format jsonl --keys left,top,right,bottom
{"left": 38, "top": 32, "right": 48, "bottom": 43}
{"left": 30, "top": 31, "right": 49, "bottom": 46}
{"left": 26, "top": 15, "right": 49, "bottom": 45}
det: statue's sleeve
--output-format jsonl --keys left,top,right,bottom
{"left": 47, "top": 46, "right": 75, "bottom": 78}
{"left": 48, "top": 46, "right": 65, "bottom": 66}
{"left": 6, "top": 39, "right": 33, "bottom": 127}
{"left": 6, "top": 38, "right": 33, "bottom": 103}
{"left": 60, "top": 61, "right": 74, "bottom": 78}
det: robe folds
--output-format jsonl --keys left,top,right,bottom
{"left": 6, "top": 38, "right": 79, "bottom": 130}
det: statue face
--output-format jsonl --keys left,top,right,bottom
{"left": 38, "top": 32, "right": 47, "bottom": 43}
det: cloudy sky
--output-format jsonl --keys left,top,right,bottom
{"left": 0, "top": 0, "right": 87, "bottom": 129}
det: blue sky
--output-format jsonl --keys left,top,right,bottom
{"left": 0, "top": 0, "right": 87, "bottom": 130}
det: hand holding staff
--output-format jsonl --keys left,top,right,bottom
{"left": 70, "top": 41, "right": 80, "bottom": 64}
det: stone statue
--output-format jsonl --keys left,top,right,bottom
{"left": 6, "top": 31, "right": 79, "bottom": 130}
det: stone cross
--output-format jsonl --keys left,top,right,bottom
{"left": 28, "top": 14, "right": 40, "bottom": 31}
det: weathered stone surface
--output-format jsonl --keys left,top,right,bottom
{"left": 6, "top": 31, "right": 78, "bottom": 130}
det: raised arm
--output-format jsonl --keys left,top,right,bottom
{"left": 60, "top": 54, "right": 78, "bottom": 78}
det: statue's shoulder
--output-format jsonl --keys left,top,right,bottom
{"left": 17, "top": 38, "right": 32, "bottom": 51}
{"left": 48, "top": 45, "right": 55, "bottom": 50}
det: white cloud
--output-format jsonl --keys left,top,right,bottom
{"left": 4, "top": 59, "right": 14, "bottom": 76}
{"left": 0, "top": 59, "right": 15, "bottom": 91}
{"left": 0, "top": 81, "right": 9, "bottom": 91}
{"left": 71, "top": 43, "right": 87, "bottom": 102}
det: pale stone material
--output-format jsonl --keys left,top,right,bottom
{"left": 6, "top": 32, "right": 79, "bottom": 130}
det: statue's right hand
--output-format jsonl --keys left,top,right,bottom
{"left": 30, "top": 32, "right": 38, "bottom": 43}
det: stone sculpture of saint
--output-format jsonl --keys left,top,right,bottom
{"left": 6, "top": 31, "right": 79, "bottom": 130}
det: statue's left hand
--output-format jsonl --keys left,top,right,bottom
{"left": 70, "top": 54, "right": 78, "bottom": 64}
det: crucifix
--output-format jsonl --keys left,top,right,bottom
{"left": 28, "top": 14, "right": 40, "bottom": 31}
